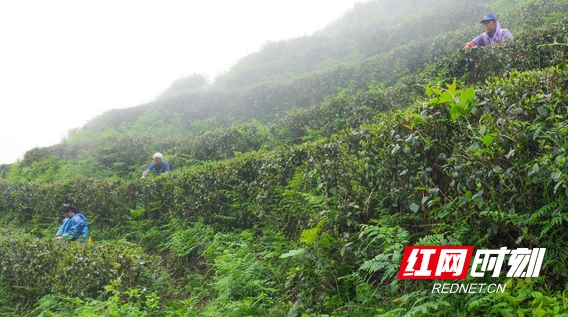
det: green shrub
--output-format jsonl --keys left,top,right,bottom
{"left": 0, "top": 228, "right": 165, "bottom": 311}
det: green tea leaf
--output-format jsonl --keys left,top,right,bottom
{"left": 301, "top": 227, "right": 320, "bottom": 245}
{"left": 279, "top": 248, "right": 306, "bottom": 258}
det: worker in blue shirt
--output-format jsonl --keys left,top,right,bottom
{"left": 141, "top": 152, "right": 170, "bottom": 179}
{"left": 55, "top": 203, "right": 90, "bottom": 243}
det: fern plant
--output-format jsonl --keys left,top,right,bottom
{"left": 356, "top": 221, "right": 409, "bottom": 290}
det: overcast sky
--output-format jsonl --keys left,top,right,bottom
{"left": 0, "top": 0, "right": 362, "bottom": 165}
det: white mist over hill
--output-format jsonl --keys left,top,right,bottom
{"left": 0, "top": 0, "right": 363, "bottom": 164}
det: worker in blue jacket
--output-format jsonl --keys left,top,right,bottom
{"left": 55, "top": 203, "right": 90, "bottom": 243}
{"left": 141, "top": 152, "right": 170, "bottom": 179}
{"left": 462, "top": 13, "right": 513, "bottom": 49}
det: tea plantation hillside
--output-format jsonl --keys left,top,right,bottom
{"left": 1, "top": 0, "right": 568, "bottom": 316}
{"left": 4, "top": 0, "right": 566, "bottom": 182}
{"left": 2, "top": 53, "right": 568, "bottom": 316}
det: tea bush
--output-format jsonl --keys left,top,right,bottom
{"left": 0, "top": 228, "right": 166, "bottom": 311}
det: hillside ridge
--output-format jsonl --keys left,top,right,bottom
{"left": 3, "top": 0, "right": 567, "bottom": 182}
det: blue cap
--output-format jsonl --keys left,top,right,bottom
{"left": 59, "top": 203, "right": 72, "bottom": 212}
{"left": 480, "top": 13, "right": 497, "bottom": 23}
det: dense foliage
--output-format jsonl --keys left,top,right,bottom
{"left": 1, "top": 0, "right": 568, "bottom": 316}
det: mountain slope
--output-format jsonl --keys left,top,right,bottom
{"left": 1, "top": 0, "right": 568, "bottom": 314}
{"left": 3, "top": 0, "right": 568, "bottom": 182}
{"left": 2, "top": 52, "right": 568, "bottom": 316}
{"left": 6, "top": 0, "right": 566, "bottom": 181}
